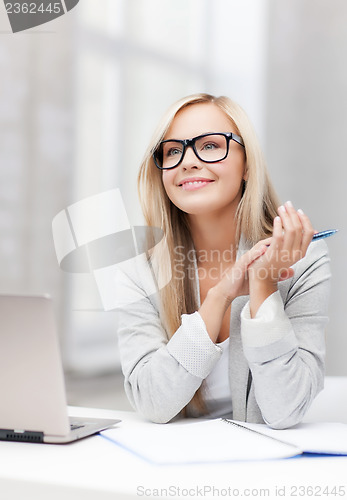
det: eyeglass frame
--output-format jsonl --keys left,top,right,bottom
{"left": 153, "top": 132, "right": 245, "bottom": 170}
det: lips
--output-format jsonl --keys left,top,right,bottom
{"left": 178, "top": 177, "right": 214, "bottom": 191}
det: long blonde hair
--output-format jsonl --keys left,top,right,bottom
{"left": 137, "top": 93, "right": 280, "bottom": 414}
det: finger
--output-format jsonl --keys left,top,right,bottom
{"left": 278, "top": 202, "right": 302, "bottom": 254}
{"left": 258, "top": 237, "right": 272, "bottom": 248}
{"left": 277, "top": 205, "right": 293, "bottom": 251}
{"left": 238, "top": 244, "right": 267, "bottom": 271}
{"left": 284, "top": 201, "right": 304, "bottom": 251}
{"left": 297, "top": 209, "right": 315, "bottom": 254}
{"left": 268, "top": 215, "right": 283, "bottom": 253}
{"left": 278, "top": 267, "right": 295, "bottom": 281}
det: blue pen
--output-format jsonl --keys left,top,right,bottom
{"left": 312, "top": 229, "right": 338, "bottom": 241}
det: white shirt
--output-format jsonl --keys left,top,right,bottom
{"left": 203, "top": 337, "right": 233, "bottom": 418}
{"left": 202, "top": 291, "right": 290, "bottom": 418}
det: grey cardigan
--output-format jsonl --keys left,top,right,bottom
{"left": 115, "top": 239, "right": 331, "bottom": 428}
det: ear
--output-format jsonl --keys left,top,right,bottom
{"left": 243, "top": 168, "right": 249, "bottom": 181}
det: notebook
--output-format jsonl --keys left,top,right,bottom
{"left": 0, "top": 294, "right": 120, "bottom": 444}
{"left": 101, "top": 417, "right": 347, "bottom": 464}
{"left": 101, "top": 418, "right": 302, "bottom": 463}
{"left": 240, "top": 421, "right": 347, "bottom": 456}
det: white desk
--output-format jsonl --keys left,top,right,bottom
{"left": 1, "top": 406, "right": 347, "bottom": 500}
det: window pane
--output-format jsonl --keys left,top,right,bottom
{"left": 75, "top": 52, "right": 121, "bottom": 199}
{"left": 77, "top": 0, "right": 125, "bottom": 36}
{"left": 127, "top": 0, "right": 206, "bottom": 62}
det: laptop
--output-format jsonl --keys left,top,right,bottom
{"left": 0, "top": 294, "right": 120, "bottom": 443}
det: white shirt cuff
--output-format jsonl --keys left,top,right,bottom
{"left": 241, "top": 290, "right": 293, "bottom": 348}
{"left": 167, "top": 311, "right": 222, "bottom": 378}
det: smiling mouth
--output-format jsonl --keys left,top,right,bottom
{"left": 179, "top": 180, "right": 214, "bottom": 191}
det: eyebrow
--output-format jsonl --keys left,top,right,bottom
{"left": 163, "top": 131, "right": 226, "bottom": 141}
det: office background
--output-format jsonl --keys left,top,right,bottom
{"left": 0, "top": 0, "right": 346, "bottom": 407}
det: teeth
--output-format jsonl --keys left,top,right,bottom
{"left": 179, "top": 180, "right": 211, "bottom": 187}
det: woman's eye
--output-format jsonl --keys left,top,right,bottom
{"left": 166, "top": 147, "right": 182, "bottom": 157}
{"left": 202, "top": 142, "right": 219, "bottom": 151}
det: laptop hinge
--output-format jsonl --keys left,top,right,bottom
{"left": 0, "top": 429, "right": 44, "bottom": 443}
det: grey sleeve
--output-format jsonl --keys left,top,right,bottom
{"left": 116, "top": 270, "right": 222, "bottom": 424}
{"left": 241, "top": 240, "right": 331, "bottom": 429}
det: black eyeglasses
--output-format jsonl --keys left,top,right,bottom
{"left": 153, "top": 132, "right": 245, "bottom": 170}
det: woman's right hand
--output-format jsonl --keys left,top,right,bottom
{"left": 214, "top": 239, "right": 270, "bottom": 304}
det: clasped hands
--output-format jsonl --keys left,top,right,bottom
{"left": 216, "top": 201, "right": 315, "bottom": 305}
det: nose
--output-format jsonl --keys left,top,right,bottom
{"left": 180, "top": 145, "right": 202, "bottom": 170}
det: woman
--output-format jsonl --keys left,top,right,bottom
{"left": 116, "top": 93, "right": 331, "bottom": 428}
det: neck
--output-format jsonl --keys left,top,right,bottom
{"left": 188, "top": 206, "right": 239, "bottom": 267}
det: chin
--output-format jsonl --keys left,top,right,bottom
{"left": 177, "top": 202, "right": 226, "bottom": 216}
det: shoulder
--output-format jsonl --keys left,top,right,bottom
{"left": 98, "top": 252, "right": 162, "bottom": 311}
{"left": 116, "top": 252, "right": 153, "bottom": 286}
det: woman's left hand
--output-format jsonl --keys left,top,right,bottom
{"left": 247, "top": 201, "right": 315, "bottom": 315}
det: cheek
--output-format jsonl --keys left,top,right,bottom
{"left": 214, "top": 161, "right": 245, "bottom": 184}
{"left": 162, "top": 171, "right": 176, "bottom": 193}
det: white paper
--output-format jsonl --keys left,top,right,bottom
{"left": 101, "top": 418, "right": 301, "bottom": 464}
{"left": 240, "top": 421, "right": 347, "bottom": 455}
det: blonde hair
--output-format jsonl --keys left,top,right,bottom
{"left": 137, "top": 93, "right": 280, "bottom": 414}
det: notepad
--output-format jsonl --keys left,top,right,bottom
{"left": 240, "top": 421, "right": 347, "bottom": 455}
{"left": 101, "top": 418, "right": 301, "bottom": 464}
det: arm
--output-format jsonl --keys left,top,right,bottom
{"left": 115, "top": 259, "right": 222, "bottom": 424}
{"left": 241, "top": 240, "right": 331, "bottom": 429}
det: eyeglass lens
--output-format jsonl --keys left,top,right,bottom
{"left": 157, "top": 134, "right": 228, "bottom": 169}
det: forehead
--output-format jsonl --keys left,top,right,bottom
{"left": 165, "top": 102, "right": 234, "bottom": 140}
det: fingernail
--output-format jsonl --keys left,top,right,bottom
{"left": 274, "top": 216, "right": 281, "bottom": 222}
{"left": 285, "top": 200, "right": 293, "bottom": 207}
{"left": 298, "top": 208, "right": 304, "bottom": 215}
{"left": 278, "top": 205, "right": 285, "bottom": 212}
